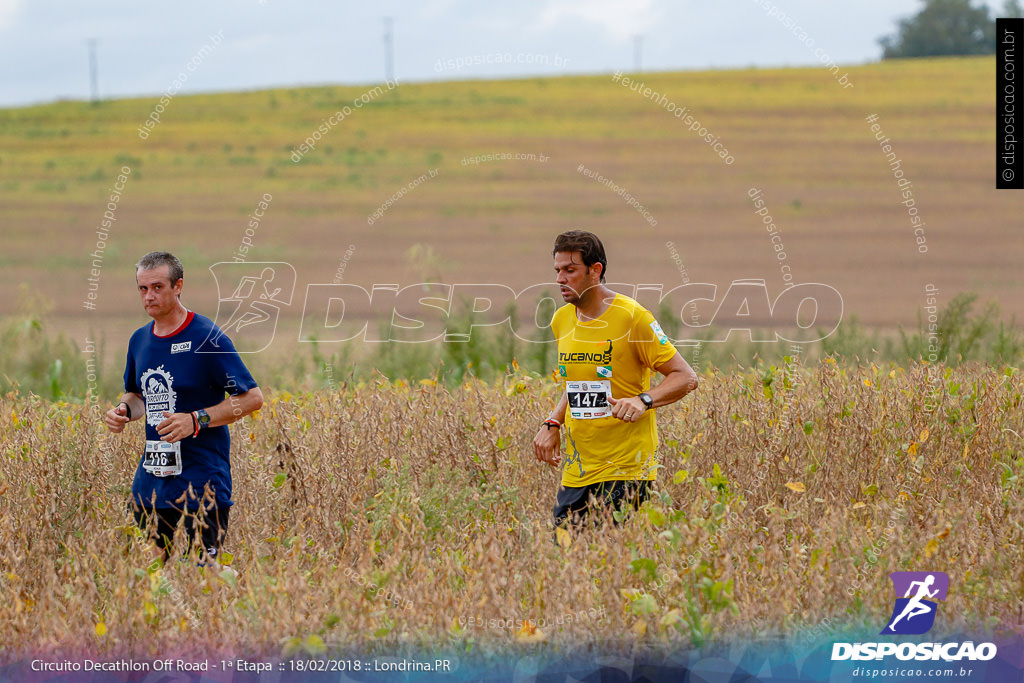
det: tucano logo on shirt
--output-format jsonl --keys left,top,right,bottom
{"left": 559, "top": 340, "right": 612, "bottom": 365}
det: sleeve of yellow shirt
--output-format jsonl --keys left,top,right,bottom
{"left": 632, "top": 306, "right": 679, "bottom": 371}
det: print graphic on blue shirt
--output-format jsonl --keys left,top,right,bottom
{"left": 140, "top": 366, "right": 176, "bottom": 424}
{"left": 124, "top": 312, "right": 257, "bottom": 511}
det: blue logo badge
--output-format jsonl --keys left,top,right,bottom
{"left": 881, "top": 572, "right": 949, "bottom": 635}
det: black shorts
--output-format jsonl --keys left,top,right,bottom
{"left": 552, "top": 479, "right": 651, "bottom": 529}
{"left": 130, "top": 504, "right": 230, "bottom": 562}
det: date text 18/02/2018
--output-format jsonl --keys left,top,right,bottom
{"left": 286, "top": 659, "right": 452, "bottom": 673}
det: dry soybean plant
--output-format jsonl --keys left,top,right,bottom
{"left": 1, "top": 361, "right": 1023, "bottom": 660}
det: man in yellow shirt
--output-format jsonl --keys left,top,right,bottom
{"left": 533, "top": 230, "right": 699, "bottom": 528}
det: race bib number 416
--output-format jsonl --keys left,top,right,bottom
{"left": 566, "top": 380, "right": 612, "bottom": 419}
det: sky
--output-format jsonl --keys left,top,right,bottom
{"left": 0, "top": 0, "right": 1012, "bottom": 108}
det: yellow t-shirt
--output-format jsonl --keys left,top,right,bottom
{"left": 551, "top": 293, "right": 678, "bottom": 487}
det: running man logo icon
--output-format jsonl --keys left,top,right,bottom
{"left": 881, "top": 571, "right": 949, "bottom": 635}
{"left": 202, "top": 262, "right": 296, "bottom": 353}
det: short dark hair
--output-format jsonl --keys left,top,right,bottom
{"left": 553, "top": 230, "right": 607, "bottom": 283}
{"left": 136, "top": 251, "right": 183, "bottom": 285}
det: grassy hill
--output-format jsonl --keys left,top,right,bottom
{"left": 0, "top": 57, "right": 1015, "bottom": 374}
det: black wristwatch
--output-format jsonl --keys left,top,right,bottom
{"left": 638, "top": 392, "right": 654, "bottom": 409}
{"left": 196, "top": 408, "right": 211, "bottom": 430}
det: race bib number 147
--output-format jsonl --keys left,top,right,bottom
{"left": 566, "top": 380, "right": 612, "bottom": 419}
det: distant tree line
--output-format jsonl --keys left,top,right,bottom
{"left": 880, "top": 0, "right": 1022, "bottom": 59}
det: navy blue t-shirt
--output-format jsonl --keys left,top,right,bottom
{"left": 124, "top": 311, "right": 258, "bottom": 511}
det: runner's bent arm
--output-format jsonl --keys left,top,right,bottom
{"left": 648, "top": 353, "right": 698, "bottom": 407}
{"left": 104, "top": 392, "right": 144, "bottom": 433}
{"left": 198, "top": 387, "right": 264, "bottom": 428}
{"left": 609, "top": 352, "right": 698, "bottom": 421}
{"left": 533, "top": 391, "right": 568, "bottom": 467}
{"left": 156, "top": 387, "right": 264, "bottom": 443}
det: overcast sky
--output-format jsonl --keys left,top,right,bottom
{"left": 0, "top": 0, "right": 1010, "bottom": 108}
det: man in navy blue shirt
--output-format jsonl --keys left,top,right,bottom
{"left": 104, "top": 252, "right": 263, "bottom": 564}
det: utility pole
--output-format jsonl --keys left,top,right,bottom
{"left": 88, "top": 38, "right": 99, "bottom": 104}
{"left": 384, "top": 17, "right": 394, "bottom": 82}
